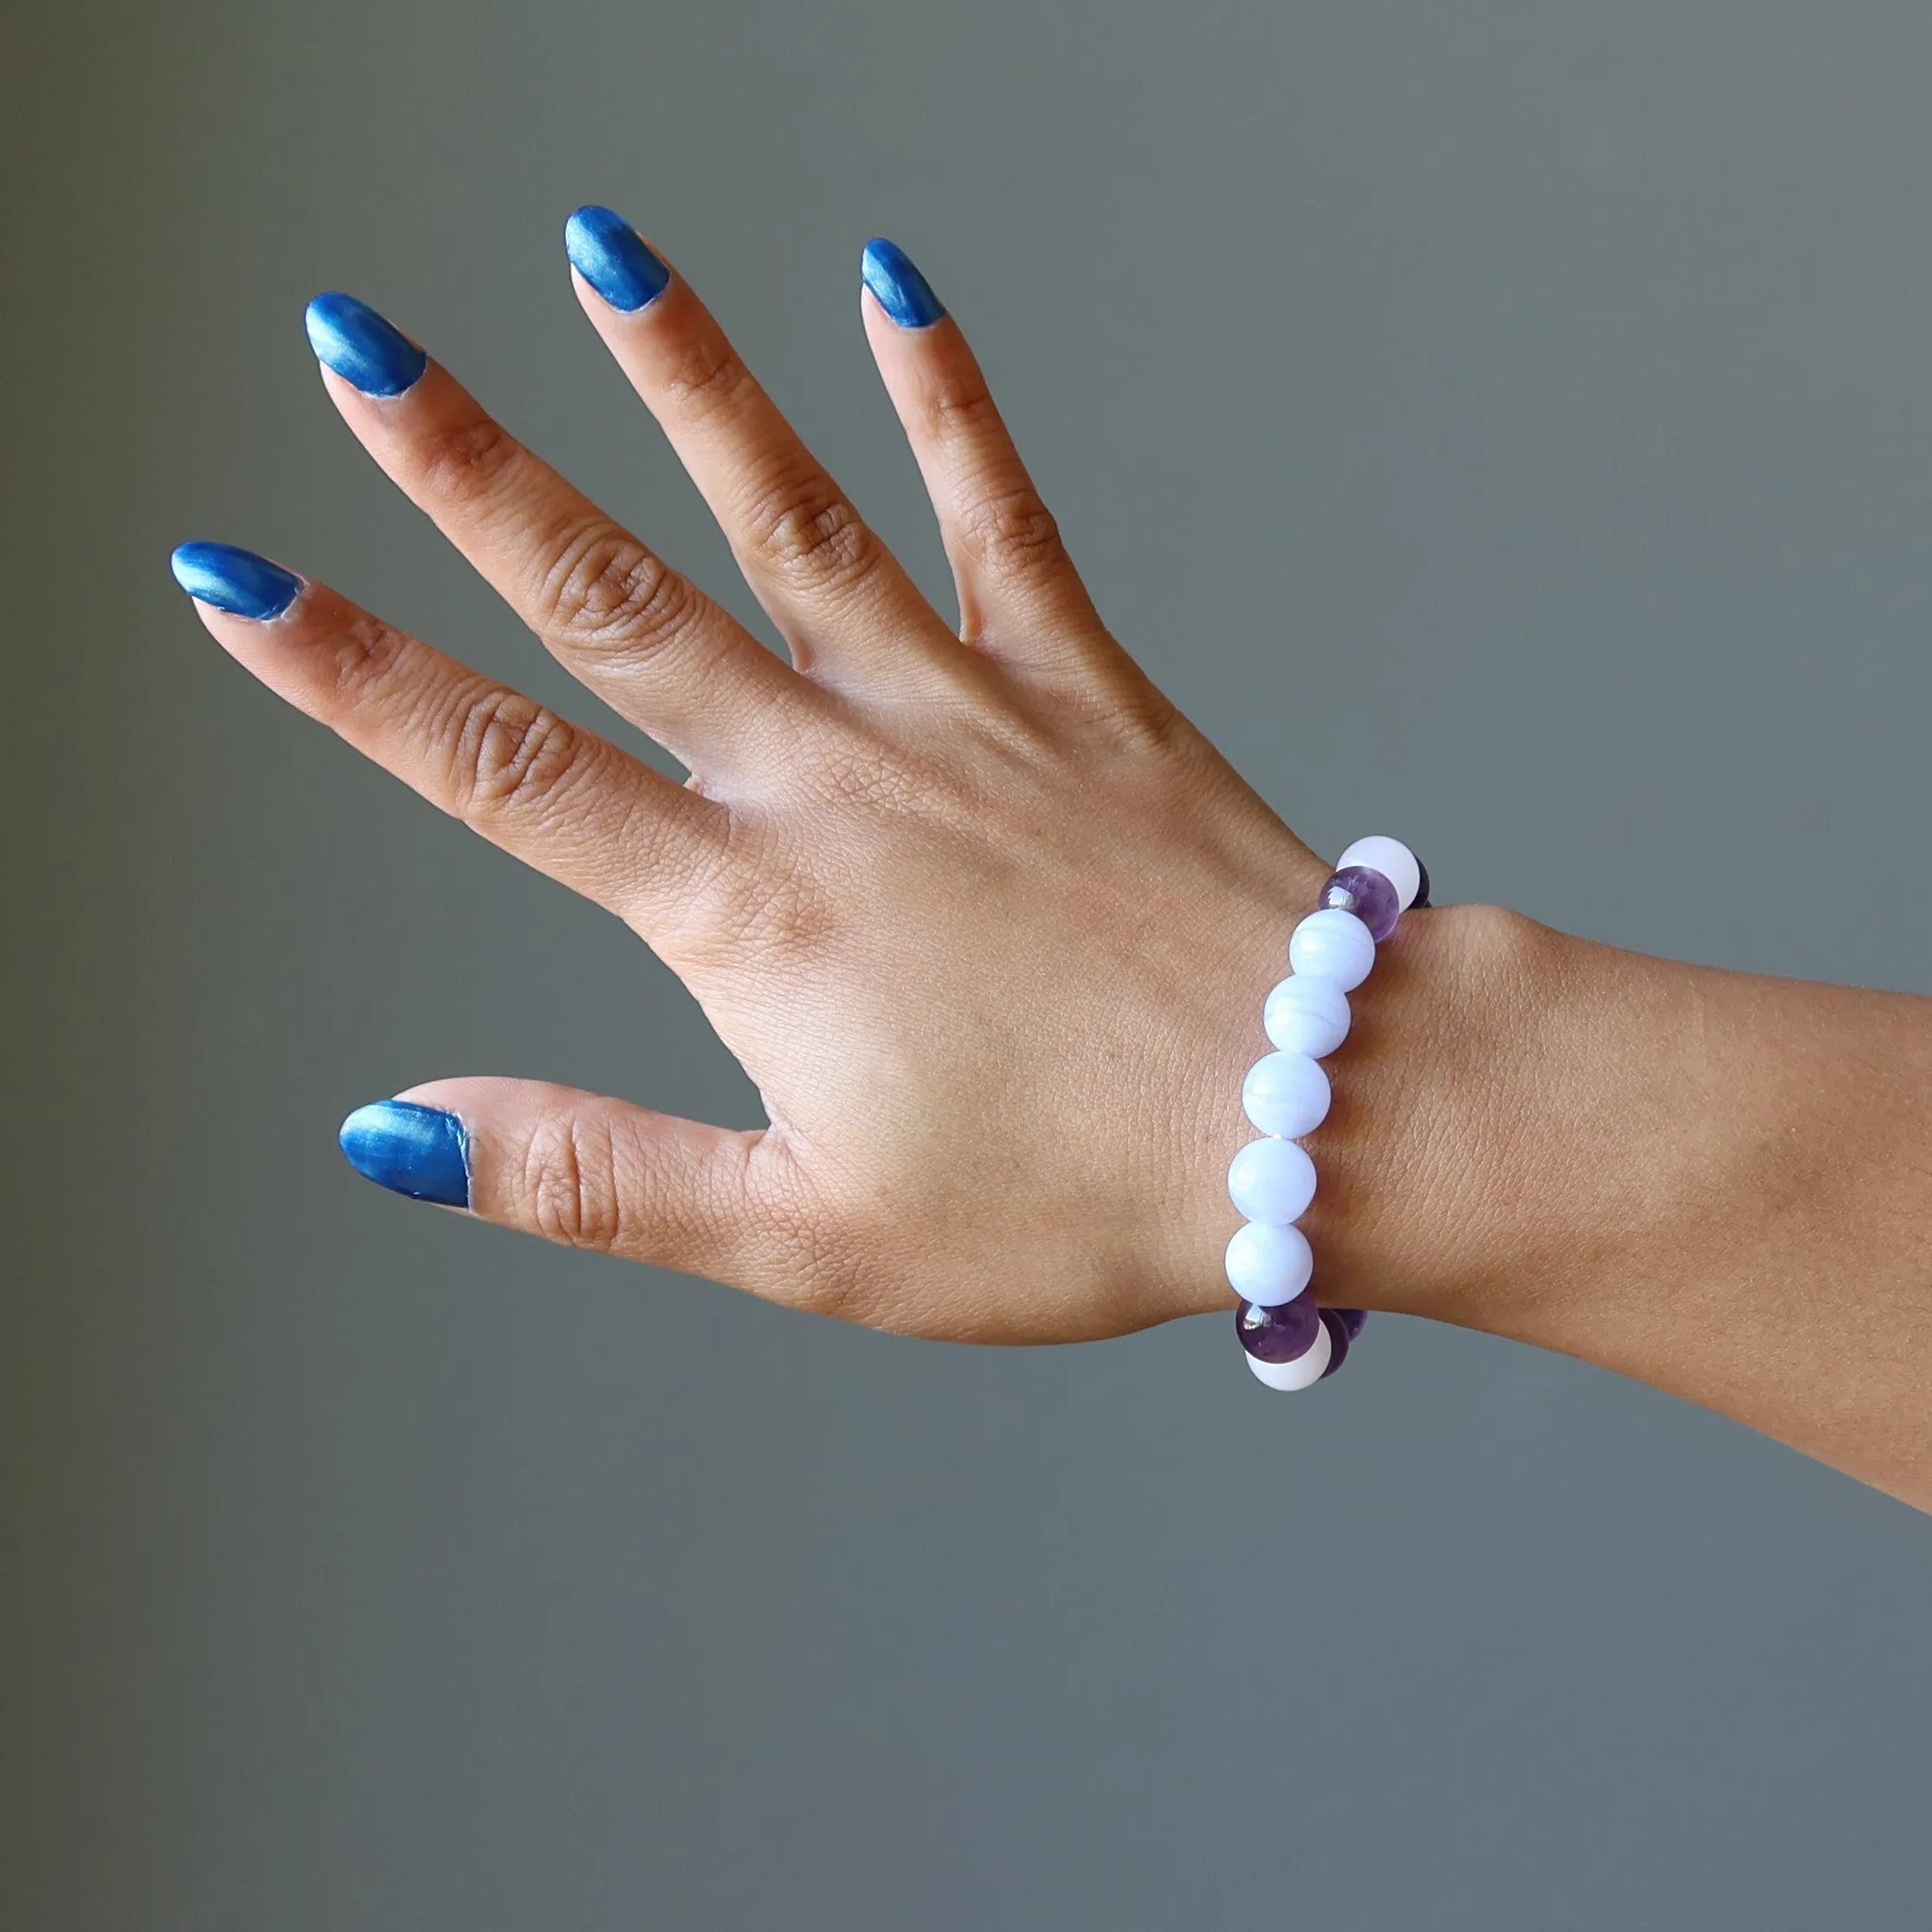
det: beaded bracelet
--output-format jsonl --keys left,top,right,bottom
{"left": 1226, "top": 835, "right": 1430, "bottom": 1390}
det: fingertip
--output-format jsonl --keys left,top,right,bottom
{"left": 304, "top": 291, "right": 429, "bottom": 399}
{"left": 339, "top": 1098, "right": 472, "bottom": 1208}
{"left": 169, "top": 541, "right": 303, "bottom": 621}
{"left": 861, "top": 237, "right": 947, "bottom": 329}
{"left": 565, "top": 204, "right": 671, "bottom": 313}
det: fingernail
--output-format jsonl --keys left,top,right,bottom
{"left": 170, "top": 541, "right": 302, "bottom": 620}
{"left": 339, "top": 1100, "right": 471, "bottom": 1208}
{"left": 304, "top": 291, "right": 429, "bottom": 397}
{"left": 564, "top": 205, "right": 671, "bottom": 313}
{"left": 861, "top": 238, "right": 946, "bottom": 328}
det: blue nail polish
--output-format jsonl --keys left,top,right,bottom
{"left": 861, "top": 238, "right": 946, "bottom": 328}
{"left": 169, "top": 541, "right": 302, "bottom": 619}
{"left": 564, "top": 205, "right": 671, "bottom": 313}
{"left": 304, "top": 291, "right": 429, "bottom": 397}
{"left": 340, "top": 1100, "right": 471, "bottom": 1208}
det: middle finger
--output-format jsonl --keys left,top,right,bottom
{"left": 303, "top": 292, "right": 824, "bottom": 788}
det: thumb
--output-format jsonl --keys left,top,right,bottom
{"left": 338, "top": 1077, "right": 781, "bottom": 1291}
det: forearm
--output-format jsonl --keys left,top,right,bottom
{"left": 1317, "top": 906, "right": 1932, "bottom": 1507}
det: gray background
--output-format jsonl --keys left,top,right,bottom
{"left": 6, "top": 0, "right": 1932, "bottom": 1925}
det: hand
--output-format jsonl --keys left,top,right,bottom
{"left": 173, "top": 214, "right": 1518, "bottom": 1345}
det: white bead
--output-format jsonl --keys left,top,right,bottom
{"left": 1227, "top": 1137, "right": 1317, "bottom": 1224}
{"left": 1335, "top": 835, "right": 1422, "bottom": 911}
{"left": 1263, "top": 976, "right": 1352, "bottom": 1059}
{"left": 1242, "top": 1051, "right": 1331, "bottom": 1138}
{"left": 1224, "top": 1221, "right": 1314, "bottom": 1306}
{"left": 1245, "top": 1319, "right": 1332, "bottom": 1390}
{"left": 1287, "top": 908, "right": 1376, "bottom": 991}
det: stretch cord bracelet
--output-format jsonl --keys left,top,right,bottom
{"left": 1225, "top": 836, "right": 1430, "bottom": 1391}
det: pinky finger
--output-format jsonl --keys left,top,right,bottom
{"left": 338, "top": 1078, "right": 802, "bottom": 1297}
{"left": 859, "top": 240, "right": 1101, "bottom": 666}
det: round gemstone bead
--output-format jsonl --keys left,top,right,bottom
{"left": 1319, "top": 866, "right": 1400, "bottom": 943}
{"left": 1227, "top": 1137, "right": 1318, "bottom": 1224}
{"left": 1335, "top": 836, "right": 1422, "bottom": 911}
{"left": 1263, "top": 976, "right": 1352, "bottom": 1059}
{"left": 1224, "top": 1221, "right": 1314, "bottom": 1306}
{"left": 1241, "top": 1050, "right": 1331, "bottom": 1138}
{"left": 1335, "top": 1307, "right": 1368, "bottom": 1340}
{"left": 1245, "top": 1318, "right": 1332, "bottom": 1390}
{"left": 1317, "top": 1306, "right": 1352, "bottom": 1378}
{"left": 1235, "top": 1293, "right": 1321, "bottom": 1362}
{"left": 1410, "top": 859, "right": 1431, "bottom": 910}
{"left": 1288, "top": 908, "right": 1376, "bottom": 990}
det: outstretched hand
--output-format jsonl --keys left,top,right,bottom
{"left": 174, "top": 214, "right": 1505, "bottom": 1345}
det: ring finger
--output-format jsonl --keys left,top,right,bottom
{"left": 561, "top": 206, "right": 950, "bottom": 690}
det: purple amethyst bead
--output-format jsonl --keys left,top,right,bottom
{"left": 1319, "top": 866, "right": 1400, "bottom": 943}
{"left": 1235, "top": 1294, "right": 1322, "bottom": 1364}
{"left": 1336, "top": 1307, "right": 1368, "bottom": 1340}
{"left": 1318, "top": 1307, "right": 1353, "bottom": 1378}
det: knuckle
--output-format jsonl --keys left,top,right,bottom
{"left": 1055, "top": 657, "right": 1184, "bottom": 757}
{"left": 521, "top": 1112, "right": 627, "bottom": 1254}
{"left": 658, "top": 332, "right": 754, "bottom": 421}
{"left": 448, "top": 688, "right": 595, "bottom": 820}
{"left": 673, "top": 842, "right": 819, "bottom": 970}
{"left": 755, "top": 1191, "right": 872, "bottom": 1324}
{"left": 740, "top": 467, "right": 879, "bottom": 595}
{"left": 811, "top": 738, "right": 928, "bottom": 817}
{"left": 733, "top": 1138, "right": 911, "bottom": 1332}
{"left": 954, "top": 486, "right": 1066, "bottom": 579}
{"left": 416, "top": 414, "right": 523, "bottom": 507}
{"left": 1097, "top": 675, "right": 1184, "bottom": 756}
{"left": 536, "top": 524, "right": 693, "bottom": 654}
{"left": 777, "top": 1254, "right": 872, "bottom": 1324}
{"left": 321, "top": 609, "right": 414, "bottom": 703}
{"left": 925, "top": 374, "right": 1000, "bottom": 439}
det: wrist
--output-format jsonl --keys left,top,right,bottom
{"left": 1157, "top": 849, "right": 1559, "bottom": 1336}
{"left": 1293, "top": 898, "right": 1569, "bottom": 1331}
{"left": 1171, "top": 853, "right": 1932, "bottom": 1503}
{"left": 1158, "top": 853, "right": 1679, "bottom": 1345}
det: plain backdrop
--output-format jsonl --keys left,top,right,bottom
{"left": 7, "top": 1, "right": 1932, "bottom": 1925}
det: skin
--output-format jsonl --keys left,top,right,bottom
{"left": 182, "top": 240, "right": 1932, "bottom": 1512}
